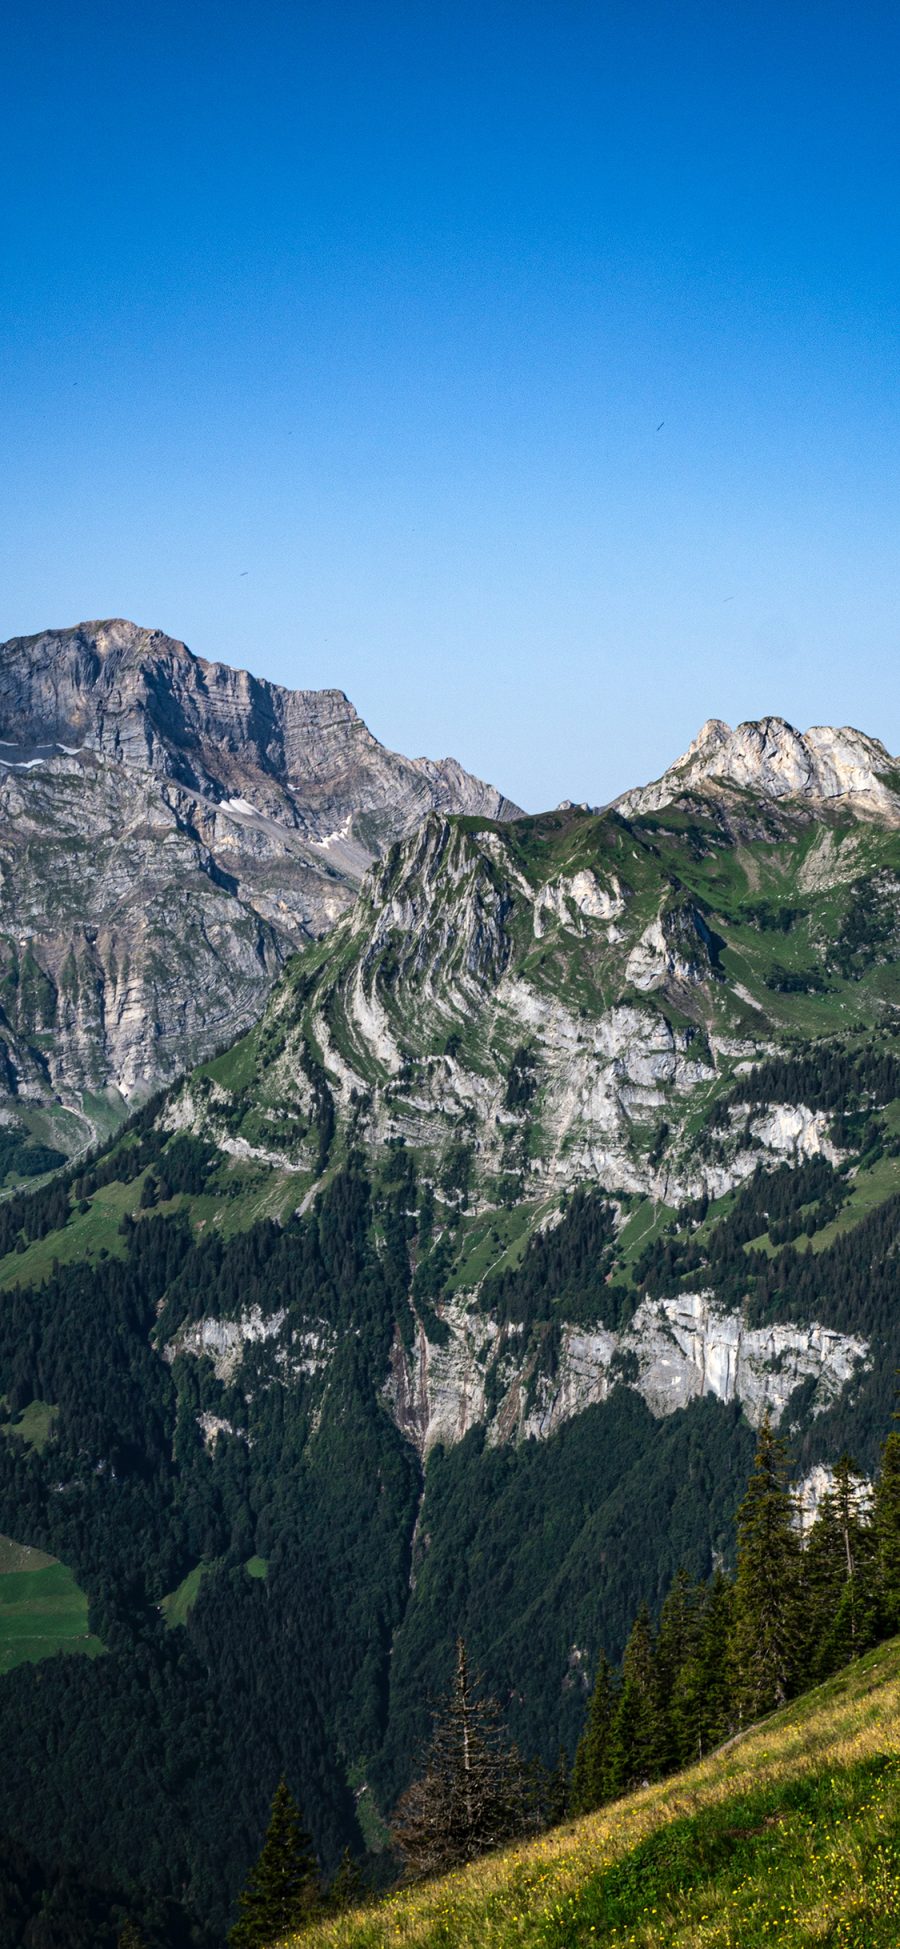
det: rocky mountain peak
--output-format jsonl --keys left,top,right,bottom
{"left": 0, "top": 619, "right": 520, "bottom": 825}
{"left": 619, "top": 714, "right": 899, "bottom": 820}
{"left": 0, "top": 618, "right": 519, "bottom": 1150}
{"left": 0, "top": 617, "right": 520, "bottom": 828}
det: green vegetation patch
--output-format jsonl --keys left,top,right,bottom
{"left": 0, "top": 1534, "right": 55, "bottom": 1574}
{"left": 0, "top": 1123, "right": 66, "bottom": 1189}
{"left": 0, "top": 1398, "right": 58, "bottom": 1452}
{"left": 0, "top": 1539, "right": 102, "bottom": 1674}
{"left": 443, "top": 1202, "right": 542, "bottom": 1296}
{"left": 525, "top": 1755, "right": 900, "bottom": 1947}
{"left": 161, "top": 1562, "right": 212, "bottom": 1628}
{"left": 0, "top": 1176, "right": 138, "bottom": 1289}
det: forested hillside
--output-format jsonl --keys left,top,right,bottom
{"left": 0, "top": 747, "right": 898, "bottom": 1943}
{"left": 287, "top": 1637, "right": 900, "bottom": 1949}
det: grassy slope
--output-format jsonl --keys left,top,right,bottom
{"left": 0, "top": 1533, "right": 103, "bottom": 1673}
{"left": 0, "top": 1153, "right": 303, "bottom": 1291}
{"left": 161, "top": 1561, "right": 211, "bottom": 1629}
{"left": 161, "top": 1555, "right": 270, "bottom": 1627}
{"left": 291, "top": 1641, "right": 900, "bottom": 1949}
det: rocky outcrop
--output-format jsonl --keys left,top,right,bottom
{"left": 0, "top": 621, "right": 517, "bottom": 1152}
{"left": 619, "top": 716, "right": 900, "bottom": 821}
{"left": 533, "top": 869, "right": 626, "bottom": 940}
{"left": 165, "top": 1306, "right": 333, "bottom": 1383}
{"left": 523, "top": 1295, "right": 867, "bottom": 1437}
{"left": 383, "top": 1294, "right": 869, "bottom": 1458}
{"left": 792, "top": 1461, "right": 875, "bottom": 1535}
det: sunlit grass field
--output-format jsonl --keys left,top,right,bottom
{"left": 287, "top": 1640, "right": 900, "bottom": 1948}
{"left": 0, "top": 1533, "right": 103, "bottom": 1673}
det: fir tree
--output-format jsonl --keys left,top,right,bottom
{"left": 392, "top": 1638, "right": 535, "bottom": 1878}
{"left": 730, "top": 1414, "right": 802, "bottom": 1721}
{"left": 802, "top": 1456, "right": 879, "bottom": 1681}
{"left": 326, "top": 1847, "right": 364, "bottom": 1913}
{"left": 545, "top": 1748, "right": 570, "bottom": 1827}
{"left": 607, "top": 1606, "right": 663, "bottom": 1794}
{"left": 117, "top": 1926, "right": 147, "bottom": 1949}
{"left": 875, "top": 1428, "right": 900, "bottom": 1630}
{"left": 569, "top": 1650, "right": 616, "bottom": 1815}
{"left": 229, "top": 1778, "right": 320, "bottom": 1949}
{"left": 655, "top": 1568, "right": 702, "bottom": 1770}
{"left": 693, "top": 1570, "right": 736, "bottom": 1754}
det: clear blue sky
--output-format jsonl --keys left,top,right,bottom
{"left": 2, "top": 1, "right": 899, "bottom": 810}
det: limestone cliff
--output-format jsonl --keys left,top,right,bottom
{"left": 618, "top": 716, "right": 900, "bottom": 821}
{"left": 0, "top": 619, "right": 517, "bottom": 1156}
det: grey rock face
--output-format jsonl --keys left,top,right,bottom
{"left": 0, "top": 620, "right": 518, "bottom": 1148}
{"left": 381, "top": 1292, "right": 869, "bottom": 1458}
{"left": 619, "top": 716, "right": 900, "bottom": 820}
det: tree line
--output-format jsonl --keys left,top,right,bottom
{"left": 569, "top": 1411, "right": 899, "bottom": 1815}
{"left": 222, "top": 1406, "right": 900, "bottom": 1944}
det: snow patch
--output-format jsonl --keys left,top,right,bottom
{"left": 222, "top": 796, "right": 260, "bottom": 817}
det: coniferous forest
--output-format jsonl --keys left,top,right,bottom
{"left": 0, "top": 794, "right": 898, "bottom": 1943}
{"left": 225, "top": 1409, "right": 900, "bottom": 1942}
{"left": 0, "top": 1099, "right": 898, "bottom": 1942}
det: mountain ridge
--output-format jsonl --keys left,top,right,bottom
{"left": 0, "top": 704, "right": 897, "bottom": 1941}
{"left": 0, "top": 618, "right": 519, "bottom": 1161}
{"left": 618, "top": 712, "right": 900, "bottom": 820}
{"left": 0, "top": 619, "right": 521, "bottom": 827}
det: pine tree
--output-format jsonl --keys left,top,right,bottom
{"left": 730, "top": 1414, "right": 802, "bottom": 1721}
{"left": 607, "top": 1606, "right": 663, "bottom": 1795}
{"left": 655, "top": 1568, "right": 702, "bottom": 1770}
{"left": 802, "top": 1456, "right": 879, "bottom": 1681}
{"left": 875, "top": 1428, "right": 900, "bottom": 1630}
{"left": 326, "top": 1847, "right": 364, "bottom": 1913}
{"left": 229, "top": 1778, "right": 320, "bottom": 1949}
{"left": 569, "top": 1650, "right": 616, "bottom": 1815}
{"left": 392, "top": 1638, "right": 535, "bottom": 1878}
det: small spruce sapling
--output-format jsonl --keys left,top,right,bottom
{"left": 228, "top": 1777, "right": 320, "bottom": 1949}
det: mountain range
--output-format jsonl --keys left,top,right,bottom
{"left": 0, "top": 623, "right": 898, "bottom": 1946}
{"left": 0, "top": 619, "right": 517, "bottom": 1170}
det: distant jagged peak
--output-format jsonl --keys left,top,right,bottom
{"left": 0, "top": 617, "right": 519, "bottom": 825}
{"left": 0, "top": 617, "right": 367, "bottom": 745}
{"left": 619, "top": 714, "right": 900, "bottom": 820}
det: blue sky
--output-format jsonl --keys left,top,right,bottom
{"left": 2, "top": 1, "right": 899, "bottom": 810}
